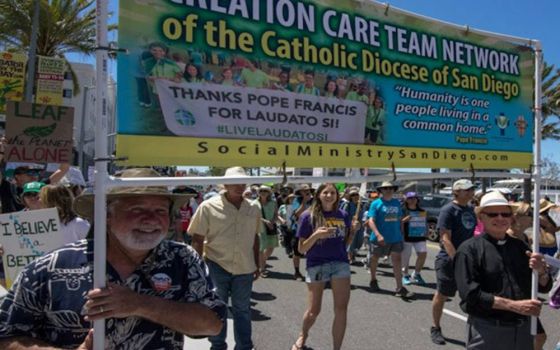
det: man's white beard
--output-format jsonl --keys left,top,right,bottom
{"left": 114, "top": 227, "right": 166, "bottom": 251}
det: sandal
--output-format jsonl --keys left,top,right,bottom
{"left": 291, "top": 335, "right": 307, "bottom": 350}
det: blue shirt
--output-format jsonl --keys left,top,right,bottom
{"left": 0, "top": 239, "right": 226, "bottom": 349}
{"left": 367, "top": 198, "right": 403, "bottom": 244}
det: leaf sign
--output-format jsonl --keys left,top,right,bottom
{"left": 23, "top": 123, "right": 57, "bottom": 137}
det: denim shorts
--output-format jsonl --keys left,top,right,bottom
{"left": 306, "top": 261, "right": 351, "bottom": 283}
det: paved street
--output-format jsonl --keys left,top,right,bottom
{"left": 186, "top": 242, "right": 560, "bottom": 350}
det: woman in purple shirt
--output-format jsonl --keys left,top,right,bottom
{"left": 291, "top": 183, "right": 352, "bottom": 350}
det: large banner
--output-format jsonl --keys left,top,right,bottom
{"left": 0, "top": 52, "right": 27, "bottom": 117}
{"left": 0, "top": 208, "right": 63, "bottom": 288}
{"left": 116, "top": 0, "right": 534, "bottom": 169}
{"left": 35, "top": 56, "right": 65, "bottom": 106}
{"left": 5, "top": 101, "right": 74, "bottom": 163}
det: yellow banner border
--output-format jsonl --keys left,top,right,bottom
{"left": 116, "top": 135, "right": 532, "bottom": 169}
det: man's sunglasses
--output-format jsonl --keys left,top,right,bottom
{"left": 482, "top": 212, "right": 512, "bottom": 218}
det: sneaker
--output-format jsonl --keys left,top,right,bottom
{"left": 294, "top": 272, "right": 305, "bottom": 281}
{"left": 361, "top": 258, "right": 370, "bottom": 271}
{"left": 395, "top": 286, "right": 415, "bottom": 299}
{"left": 430, "top": 326, "right": 446, "bottom": 345}
{"left": 412, "top": 272, "right": 426, "bottom": 285}
{"left": 379, "top": 256, "right": 390, "bottom": 267}
{"left": 402, "top": 275, "right": 411, "bottom": 285}
{"left": 369, "top": 279, "right": 380, "bottom": 292}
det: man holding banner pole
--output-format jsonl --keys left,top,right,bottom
{"left": 0, "top": 168, "right": 226, "bottom": 349}
{"left": 454, "top": 191, "right": 552, "bottom": 349}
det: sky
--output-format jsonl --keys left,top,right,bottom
{"left": 70, "top": 0, "right": 560, "bottom": 168}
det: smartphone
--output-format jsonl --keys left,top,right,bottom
{"left": 327, "top": 227, "right": 337, "bottom": 237}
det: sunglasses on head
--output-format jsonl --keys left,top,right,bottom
{"left": 482, "top": 212, "right": 512, "bottom": 218}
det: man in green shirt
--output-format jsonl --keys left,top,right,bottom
{"left": 241, "top": 60, "right": 270, "bottom": 88}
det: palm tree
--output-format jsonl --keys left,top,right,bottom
{"left": 0, "top": 0, "right": 112, "bottom": 93}
{"left": 541, "top": 61, "right": 560, "bottom": 140}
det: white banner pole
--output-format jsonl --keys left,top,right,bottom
{"left": 531, "top": 40, "right": 543, "bottom": 335}
{"left": 93, "top": 0, "right": 109, "bottom": 348}
{"left": 103, "top": 171, "right": 530, "bottom": 188}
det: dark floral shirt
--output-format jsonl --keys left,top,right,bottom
{"left": 0, "top": 239, "right": 226, "bottom": 349}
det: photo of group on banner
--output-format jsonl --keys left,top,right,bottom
{"left": 136, "top": 42, "right": 386, "bottom": 145}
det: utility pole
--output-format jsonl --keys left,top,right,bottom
{"left": 25, "top": 0, "right": 40, "bottom": 102}
{"left": 78, "top": 86, "right": 93, "bottom": 175}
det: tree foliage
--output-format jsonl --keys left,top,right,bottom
{"left": 0, "top": 0, "right": 97, "bottom": 56}
{"left": 542, "top": 156, "right": 560, "bottom": 182}
{"left": 0, "top": 0, "right": 115, "bottom": 92}
{"left": 541, "top": 61, "right": 560, "bottom": 140}
{"left": 208, "top": 167, "right": 227, "bottom": 177}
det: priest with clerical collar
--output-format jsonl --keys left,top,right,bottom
{"left": 454, "top": 191, "right": 552, "bottom": 350}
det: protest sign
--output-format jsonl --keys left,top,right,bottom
{"left": 0, "top": 52, "right": 27, "bottom": 117}
{"left": 0, "top": 208, "right": 63, "bottom": 288}
{"left": 407, "top": 211, "right": 428, "bottom": 237}
{"left": 116, "top": 0, "right": 534, "bottom": 169}
{"left": 5, "top": 101, "right": 74, "bottom": 163}
{"left": 35, "top": 56, "right": 65, "bottom": 106}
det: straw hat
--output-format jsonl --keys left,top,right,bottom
{"left": 295, "top": 184, "right": 314, "bottom": 195}
{"left": 539, "top": 198, "right": 557, "bottom": 214}
{"left": 224, "top": 167, "right": 248, "bottom": 178}
{"left": 258, "top": 185, "right": 272, "bottom": 193}
{"left": 74, "top": 168, "right": 194, "bottom": 219}
{"left": 475, "top": 191, "right": 514, "bottom": 214}
{"left": 512, "top": 202, "right": 532, "bottom": 217}
{"left": 376, "top": 181, "right": 398, "bottom": 191}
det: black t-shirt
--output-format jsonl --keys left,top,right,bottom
{"left": 436, "top": 201, "right": 476, "bottom": 258}
{"left": 0, "top": 178, "right": 24, "bottom": 213}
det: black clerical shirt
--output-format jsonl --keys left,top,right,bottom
{"left": 454, "top": 233, "right": 552, "bottom": 322}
